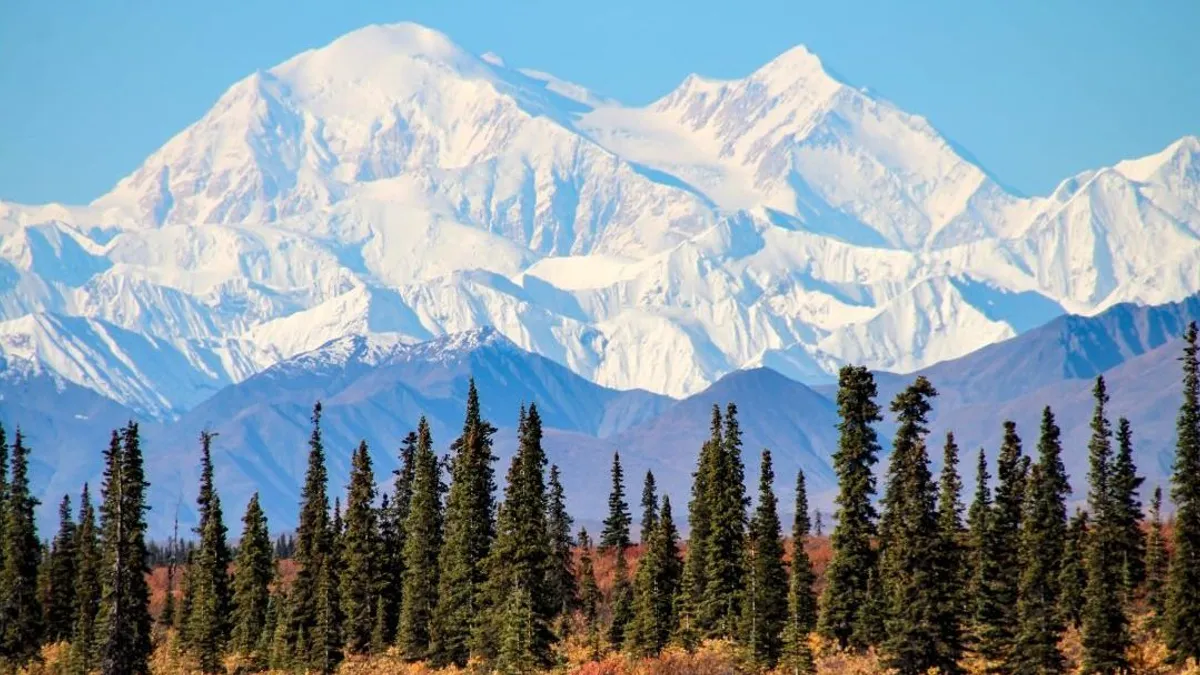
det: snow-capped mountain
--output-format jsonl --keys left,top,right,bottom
{"left": 2, "top": 22, "right": 1199, "bottom": 413}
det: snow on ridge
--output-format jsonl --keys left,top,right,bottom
{"left": 2, "top": 23, "right": 1199, "bottom": 412}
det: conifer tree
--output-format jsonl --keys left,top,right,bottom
{"left": 819, "top": 366, "right": 882, "bottom": 650}
{"left": 340, "top": 440, "right": 379, "bottom": 654}
{"left": 1145, "top": 486, "right": 1169, "bottom": 624}
{"left": 44, "top": 493, "right": 78, "bottom": 643}
{"left": 966, "top": 447, "right": 990, "bottom": 603}
{"left": 640, "top": 470, "right": 658, "bottom": 544}
{"left": 607, "top": 546, "right": 633, "bottom": 649}
{"left": 474, "top": 404, "right": 554, "bottom": 666}
{"left": 626, "top": 493, "right": 683, "bottom": 657}
{"left": 1013, "top": 407, "right": 1070, "bottom": 675}
{"left": 380, "top": 432, "right": 418, "bottom": 645}
{"left": 1058, "top": 509, "right": 1088, "bottom": 629}
{"left": 398, "top": 418, "right": 443, "bottom": 662}
{"left": 577, "top": 528, "right": 600, "bottom": 628}
{"left": 877, "top": 377, "right": 946, "bottom": 675}
{"left": 701, "top": 403, "right": 748, "bottom": 638}
{"left": 975, "top": 421, "right": 1024, "bottom": 666}
{"left": 1111, "top": 417, "right": 1145, "bottom": 594}
{"left": 69, "top": 483, "right": 100, "bottom": 673}
{"left": 99, "top": 423, "right": 152, "bottom": 675}
{"left": 313, "top": 543, "right": 343, "bottom": 675}
{"left": 187, "top": 430, "right": 233, "bottom": 673}
{"left": 1080, "top": 377, "right": 1131, "bottom": 674}
{"left": 933, "top": 432, "right": 966, "bottom": 673}
{"left": 742, "top": 450, "right": 788, "bottom": 667}
{"left": 546, "top": 464, "right": 576, "bottom": 620}
{"left": 231, "top": 493, "right": 273, "bottom": 656}
{"left": 0, "top": 429, "right": 42, "bottom": 664}
{"left": 680, "top": 407, "right": 722, "bottom": 636}
{"left": 0, "top": 425, "right": 6, "bottom": 552}
{"left": 496, "top": 584, "right": 538, "bottom": 675}
{"left": 289, "top": 403, "right": 333, "bottom": 670}
{"left": 782, "top": 469, "right": 817, "bottom": 675}
{"left": 430, "top": 379, "right": 497, "bottom": 667}
{"left": 159, "top": 510, "right": 179, "bottom": 632}
{"left": 601, "top": 451, "right": 632, "bottom": 551}
{"left": 1168, "top": 322, "right": 1200, "bottom": 661}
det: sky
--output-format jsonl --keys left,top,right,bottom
{"left": 2, "top": 0, "right": 1197, "bottom": 204}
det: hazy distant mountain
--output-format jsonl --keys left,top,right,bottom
{"left": 1, "top": 22, "right": 1198, "bottom": 417}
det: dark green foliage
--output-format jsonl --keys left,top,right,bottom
{"left": 1146, "top": 486, "right": 1170, "bottom": 623}
{"left": 742, "top": 450, "right": 788, "bottom": 667}
{"left": 1013, "top": 407, "right": 1070, "bottom": 675}
{"left": 607, "top": 546, "right": 633, "bottom": 649}
{"left": 546, "top": 464, "right": 576, "bottom": 620}
{"left": 600, "top": 451, "right": 632, "bottom": 551}
{"left": 496, "top": 584, "right": 538, "bottom": 675}
{"left": 0, "top": 425, "right": 6, "bottom": 554}
{"left": 186, "top": 430, "right": 233, "bottom": 673}
{"left": 340, "top": 440, "right": 379, "bottom": 655}
{"left": 0, "top": 429, "right": 42, "bottom": 664}
{"left": 878, "top": 377, "right": 946, "bottom": 675}
{"left": 474, "top": 404, "right": 555, "bottom": 666}
{"left": 627, "top": 493, "right": 684, "bottom": 657}
{"left": 398, "top": 418, "right": 443, "bottom": 662}
{"left": 1059, "top": 509, "right": 1088, "bottom": 629}
{"left": 975, "top": 421, "right": 1024, "bottom": 667}
{"left": 782, "top": 469, "right": 817, "bottom": 674}
{"left": 381, "top": 431, "right": 418, "bottom": 647}
{"left": 700, "top": 403, "right": 748, "bottom": 639}
{"left": 232, "top": 493, "right": 273, "bottom": 655}
{"left": 819, "top": 365, "right": 883, "bottom": 650}
{"left": 289, "top": 403, "right": 333, "bottom": 670}
{"left": 99, "top": 423, "right": 152, "bottom": 675}
{"left": 681, "top": 406, "right": 722, "bottom": 638}
{"left": 44, "top": 494, "right": 78, "bottom": 643}
{"left": 1111, "top": 417, "right": 1145, "bottom": 595}
{"left": 640, "top": 470, "right": 658, "bottom": 545}
{"left": 577, "top": 528, "right": 600, "bottom": 628}
{"left": 430, "top": 379, "right": 497, "bottom": 667}
{"left": 313, "top": 540, "right": 343, "bottom": 675}
{"left": 933, "top": 432, "right": 966, "bottom": 673}
{"left": 966, "top": 447, "right": 990, "bottom": 604}
{"left": 1080, "top": 377, "right": 1131, "bottom": 674}
{"left": 1168, "top": 322, "right": 1200, "bottom": 661}
{"left": 70, "top": 483, "right": 100, "bottom": 672}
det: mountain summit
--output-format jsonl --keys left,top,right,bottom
{"left": 2, "top": 23, "right": 1199, "bottom": 409}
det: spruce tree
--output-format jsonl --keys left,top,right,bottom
{"left": 313, "top": 539, "right": 343, "bottom": 675}
{"left": 742, "top": 450, "right": 788, "bottom": 667}
{"left": 640, "top": 470, "right": 658, "bottom": 545}
{"left": 819, "top": 365, "right": 882, "bottom": 650}
{"left": 701, "top": 403, "right": 748, "bottom": 639}
{"left": 1058, "top": 509, "right": 1088, "bottom": 629}
{"left": 496, "top": 584, "right": 538, "bottom": 675}
{"left": 380, "top": 431, "right": 418, "bottom": 646}
{"left": 159, "top": 511, "right": 179, "bottom": 632}
{"left": 782, "top": 469, "right": 817, "bottom": 675}
{"left": 231, "top": 493, "right": 273, "bottom": 656}
{"left": 0, "top": 425, "right": 6, "bottom": 554}
{"left": 577, "top": 528, "right": 600, "bottom": 629}
{"left": 966, "top": 447, "right": 991, "bottom": 606}
{"left": 1111, "top": 417, "right": 1145, "bottom": 595}
{"left": 398, "top": 418, "right": 443, "bottom": 662}
{"left": 877, "top": 377, "right": 945, "bottom": 675}
{"left": 1145, "top": 486, "right": 1170, "bottom": 624}
{"left": 1080, "top": 377, "right": 1131, "bottom": 674}
{"left": 546, "top": 464, "right": 577, "bottom": 620}
{"left": 289, "top": 403, "right": 333, "bottom": 670}
{"left": 607, "top": 546, "right": 634, "bottom": 649}
{"left": 934, "top": 432, "right": 966, "bottom": 673}
{"left": 473, "top": 404, "right": 554, "bottom": 666}
{"left": 600, "top": 451, "right": 632, "bottom": 551}
{"left": 44, "top": 494, "right": 78, "bottom": 643}
{"left": 1013, "top": 407, "right": 1069, "bottom": 675}
{"left": 99, "top": 423, "right": 152, "bottom": 675}
{"left": 680, "top": 407, "right": 722, "bottom": 637}
{"left": 0, "top": 429, "right": 42, "bottom": 664}
{"left": 430, "top": 379, "right": 497, "bottom": 667}
{"left": 340, "top": 440, "right": 379, "bottom": 654}
{"left": 187, "top": 430, "right": 233, "bottom": 673}
{"left": 626, "top": 494, "right": 683, "bottom": 657}
{"left": 1168, "top": 321, "right": 1200, "bottom": 661}
{"left": 975, "top": 421, "right": 1024, "bottom": 666}
{"left": 69, "top": 483, "right": 100, "bottom": 673}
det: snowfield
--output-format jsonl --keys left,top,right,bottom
{"left": 1, "top": 22, "right": 1199, "bottom": 415}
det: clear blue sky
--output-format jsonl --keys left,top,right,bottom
{"left": 2, "top": 0, "right": 1197, "bottom": 204}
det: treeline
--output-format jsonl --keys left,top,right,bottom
{"left": 0, "top": 326, "right": 1199, "bottom": 673}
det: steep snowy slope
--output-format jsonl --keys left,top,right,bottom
{"left": 1, "top": 22, "right": 1199, "bottom": 409}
